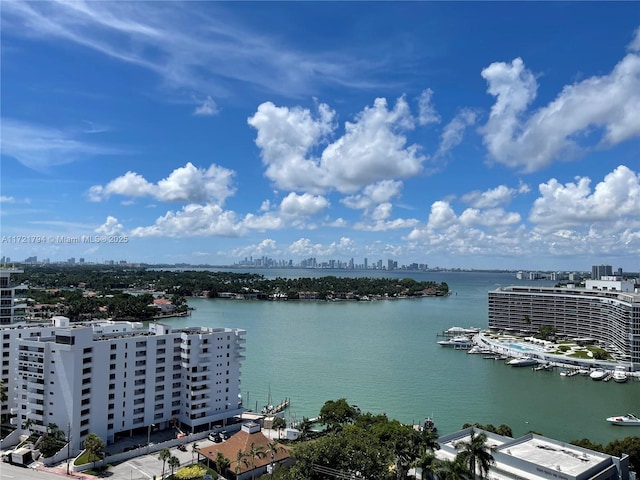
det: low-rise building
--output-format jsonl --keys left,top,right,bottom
{"left": 437, "top": 428, "right": 631, "bottom": 480}
{"left": 197, "top": 421, "right": 291, "bottom": 480}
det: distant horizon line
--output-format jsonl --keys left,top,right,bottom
{"left": 6, "top": 262, "right": 639, "bottom": 277}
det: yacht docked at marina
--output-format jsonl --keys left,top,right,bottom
{"left": 612, "top": 366, "right": 628, "bottom": 383}
{"left": 437, "top": 336, "right": 473, "bottom": 349}
{"left": 507, "top": 356, "right": 538, "bottom": 367}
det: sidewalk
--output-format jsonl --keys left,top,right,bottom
{"left": 39, "top": 463, "right": 99, "bottom": 479}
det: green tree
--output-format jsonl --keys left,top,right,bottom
{"left": 0, "top": 379, "right": 7, "bottom": 410}
{"left": 414, "top": 429, "right": 441, "bottom": 480}
{"left": 39, "top": 423, "right": 67, "bottom": 458}
{"left": 432, "top": 457, "right": 471, "bottom": 480}
{"left": 215, "top": 452, "right": 230, "bottom": 475}
{"left": 297, "top": 417, "right": 313, "bottom": 440}
{"left": 537, "top": 325, "right": 556, "bottom": 340}
{"left": 414, "top": 451, "right": 437, "bottom": 480}
{"left": 191, "top": 441, "right": 199, "bottom": 464}
{"left": 287, "top": 425, "right": 392, "bottom": 480}
{"left": 168, "top": 455, "right": 180, "bottom": 476}
{"left": 319, "top": 398, "right": 358, "bottom": 431}
{"left": 242, "top": 442, "right": 266, "bottom": 480}
{"left": 235, "top": 449, "right": 247, "bottom": 477}
{"left": 83, "top": 433, "right": 105, "bottom": 470}
{"left": 272, "top": 416, "right": 287, "bottom": 439}
{"left": 454, "top": 429, "right": 495, "bottom": 480}
{"left": 159, "top": 447, "right": 171, "bottom": 479}
{"left": 266, "top": 440, "right": 285, "bottom": 477}
{"left": 391, "top": 427, "right": 422, "bottom": 480}
{"left": 22, "top": 417, "right": 34, "bottom": 435}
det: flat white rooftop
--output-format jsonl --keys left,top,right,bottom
{"left": 504, "top": 436, "right": 607, "bottom": 477}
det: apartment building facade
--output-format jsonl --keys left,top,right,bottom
{"left": 0, "top": 268, "right": 27, "bottom": 325}
{"left": 1, "top": 316, "right": 246, "bottom": 454}
{"left": 488, "top": 284, "right": 640, "bottom": 369}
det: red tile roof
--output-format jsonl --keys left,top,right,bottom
{"left": 197, "top": 430, "right": 290, "bottom": 475}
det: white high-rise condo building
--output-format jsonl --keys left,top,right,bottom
{"left": 488, "top": 280, "right": 640, "bottom": 370}
{"left": 0, "top": 316, "right": 246, "bottom": 455}
{"left": 0, "top": 268, "right": 27, "bottom": 325}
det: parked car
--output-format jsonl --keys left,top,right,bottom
{"left": 208, "top": 432, "right": 222, "bottom": 443}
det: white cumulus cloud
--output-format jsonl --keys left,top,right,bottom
{"left": 88, "top": 162, "right": 235, "bottom": 204}
{"left": 461, "top": 184, "right": 529, "bottom": 209}
{"left": 341, "top": 180, "right": 403, "bottom": 210}
{"left": 480, "top": 41, "right": 640, "bottom": 172}
{"left": 530, "top": 165, "right": 640, "bottom": 229}
{"left": 279, "top": 192, "right": 330, "bottom": 217}
{"left": 248, "top": 96, "right": 425, "bottom": 194}
{"left": 95, "top": 216, "right": 124, "bottom": 235}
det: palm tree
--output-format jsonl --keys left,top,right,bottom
{"left": 415, "top": 428, "right": 441, "bottom": 480}
{"left": 432, "top": 457, "right": 471, "bottom": 480}
{"left": 215, "top": 452, "right": 230, "bottom": 475}
{"left": 158, "top": 447, "right": 171, "bottom": 479}
{"left": 414, "top": 451, "right": 437, "bottom": 480}
{"left": 241, "top": 443, "right": 266, "bottom": 480}
{"left": 272, "top": 416, "right": 287, "bottom": 439}
{"left": 0, "top": 379, "right": 7, "bottom": 408}
{"left": 454, "top": 429, "right": 496, "bottom": 480}
{"left": 191, "top": 441, "right": 199, "bottom": 464}
{"left": 298, "top": 417, "right": 312, "bottom": 440}
{"left": 168, "top": 455, "right": 180, "bottom": 476}
{"left": 235, "top": 449, "right": 247, "bottom": 478}
{"left": 394, "top": 430, "right": 422, "bottom": 480}
{"left": 265, "top": 440, "right": 285, "bottom": 476}
{"left": 22, "top": 417, "right": 34, "bottom": 435}
{"left": 83, "top": 433, "right": 105, "bottom": 470}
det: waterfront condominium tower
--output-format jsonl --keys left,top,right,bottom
{"left": 488, "top": 280, "right": 640, "bottom": 370}
{"left": 0, "top": 316, "right": 246, "bottom": 455}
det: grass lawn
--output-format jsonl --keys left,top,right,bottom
{"left": 166, "top": 464, "right": 218, "bottom": 479}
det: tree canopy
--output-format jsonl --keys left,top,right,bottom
{"left": 319, "top": 398, "right": 359, "bottom": 430}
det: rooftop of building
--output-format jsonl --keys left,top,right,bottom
{"left": 437, "top": 428, "right": 617, "bottom": 480}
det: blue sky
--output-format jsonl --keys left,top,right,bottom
{"left": 1, "top": 2, "right": 639, "bottom": 271}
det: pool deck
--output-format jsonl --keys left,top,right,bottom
{"left": 474, "top": 332, "right": 640, "bottom": 377}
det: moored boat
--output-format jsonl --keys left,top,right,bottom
{"left": 507, "top": 356, "right": 538, "bottom": 367}
{"left": 612, "top": 366, "right": 628, "bottom": 383}
{"left": 606, "top": 413, "right": 640, "bottom": 426}
{"left": 590, "top": 369, "right": 607, "bottom": 381}
{"left": 437, "top": 336, "right": 473, "bottom": 349}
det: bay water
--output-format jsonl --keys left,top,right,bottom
{"left": 161, "top": 270, "right": 639, "bottom": 445}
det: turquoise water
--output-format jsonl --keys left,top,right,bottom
{"left": 160, "top": 270, "right": 640, "bottom": 444}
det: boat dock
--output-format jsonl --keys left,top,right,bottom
{"left": 262, "top": 398, "right": 290, "bottom": 415}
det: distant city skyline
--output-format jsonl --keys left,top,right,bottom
{"left": 3, "top": 255, "right": 638, "bottom": 277}
{"left": 1, "top": 3, "right": 639, "bottom": 271}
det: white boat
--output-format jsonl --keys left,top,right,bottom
{"left": 612, "top": 366, "right": 628, "bottom": 383}
{"left": 507, "top": 357, "right": 538, "bottom": 367}
{"left": 590, "top": 369, "right": 607, "bottom": 381}
{"left": 445, "top": 327, "right": 480, "bottom": 335}
{"left": 437, "top": 336, "right": 473, "bottom": 348}
{"left": 606, "top": 413, "right": 640, "bottom": 426}
{"left": 467, "top": 345, "right": 490, "bottom": 354}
